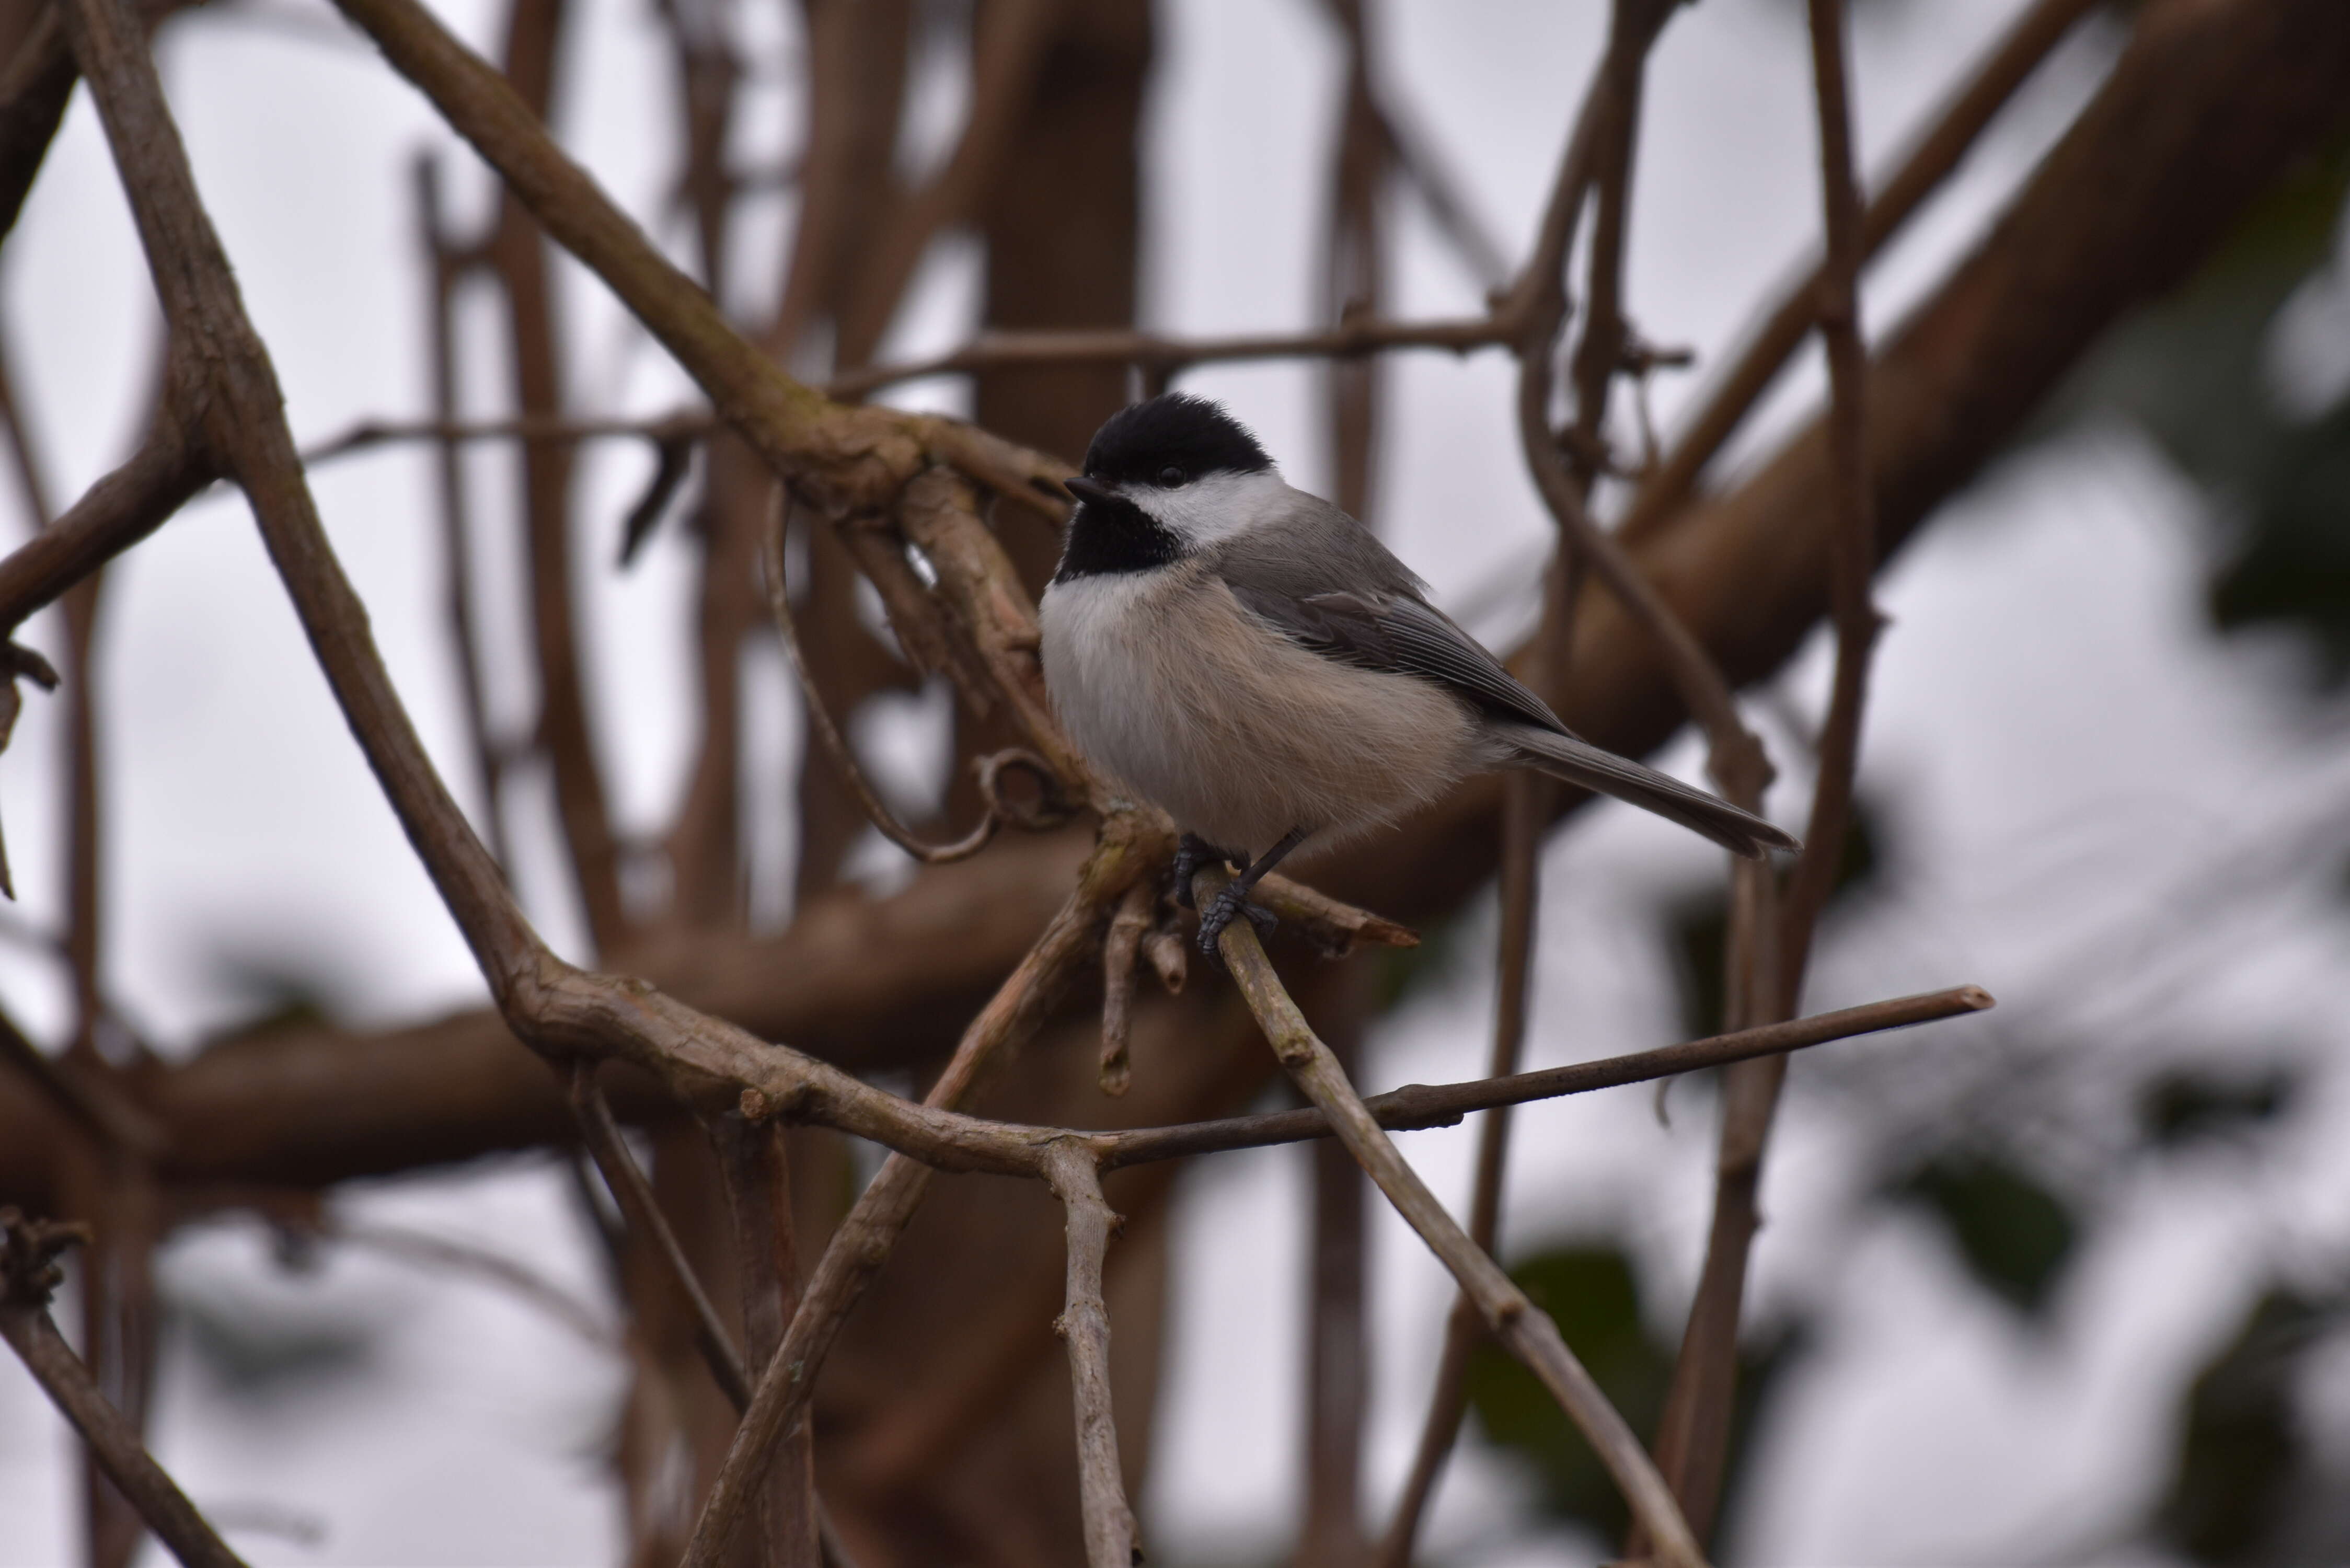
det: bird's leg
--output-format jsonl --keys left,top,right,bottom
{"left": 1172, "top": 832, "right": 1240, "bottom": 910}
{"left": 1197, "top": 826, "right": 1309, "bottom": 956}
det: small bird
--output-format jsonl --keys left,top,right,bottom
{"left": 1038, "top": 394, "right": 1796, "bottom": 955}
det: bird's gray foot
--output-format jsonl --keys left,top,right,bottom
{"left": 1173, "top": 833, "right": 1238, "bottom": 910}
{"left": 1197, "top": 884, "right": 1279, "bottom": 956}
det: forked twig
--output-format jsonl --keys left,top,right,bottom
{"left": 680, "top": 820, "right": 1158, "bottom": 1568}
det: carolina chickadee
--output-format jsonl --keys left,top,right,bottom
{"left": 1038, "top": 394, "right": 1796, "bottom": 954}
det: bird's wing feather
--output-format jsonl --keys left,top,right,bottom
{"left": 1225, "top": 579, "right": 1566, "bottom": 734}
{"left": 1207, "top": 489, "right": 1567, "bottom": 733}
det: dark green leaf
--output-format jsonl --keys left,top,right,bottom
{"left": 1892, "top": 1152, "right": 2077, "bottom": 1316}
{"left": 2137, "top": 1069, "right": 2295, "bottom": 1148}
{"left": 1366, "top": 904, "right": 1472, "bottom": 1012}
{"left": 2152, "top": 1288, "right": 2339, "bottom": 1564}
{"left": 2043, "top": 137, "right": 2350, "bottom": 681}
{"left": 1464, "top": 1244, "right": 1802, "bottom": 1547}
{"left": 173, "top": 1288, "right": 381, "bottom": 1401}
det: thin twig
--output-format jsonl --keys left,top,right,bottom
{"left": 0, "top": 5, "right": 78, "bottom": 243}
{"left": 1200, "top": 866, "right": 1708, "bottom": 1568}
{"left": 1378, "top": 9, "right": 1663, "bottom": 1552}
{"left": 298, "top": 410, "right": 705, "bottom": 465}
{"left": 1097, "top": 879, "right": 1151, "bottom": 1096}
{"left": 762, "top": 486, "right": 997, "bottom": 864}
{"left": 1307, "top": 8, "right": 1389, "bottom": 1548}
{"left": 1780, "top": 0, "right": 1885, "bottom": 998}
{"left": 1512, "top": 0, "right": 1773, "bottom": 812}
{"left": 679, "top": 819, "right": 1160, "bottom": 1568}
{"left": 569, "top": 1064, "right": 753, "bottom": 1410}
{"left": 1644, "top": 0, "right": 1885, "bottom": 1544}
{"left": 1102, "top": 985, "right": 1987, "bottom": 1171}
{"left": 824, "top": 315, "right": 1513, "bottom": 400}
{"left": 1360, "top": 55, "right": 1510, "bottom": 291}
{"left": 0, "top": 397, "right": 211, "bottom": 637}
{"left": 1042, "top": 1142, "right": 1142, "bottom": 1568}
{"left": 485, "top": 0, "right": 627, "bottom": 957}
{"left": 410, "top": 153, "right": 510, "bottom": 870}
{"left": 1616, "top": 0, "right": 2106, "bottom": 544}
{"left": 1374, "top": 775, "right": 1543, "bottom": 1568}
{"left": 830, "top": 0, "right": 1068, "bottom": 369}
{"left": 0, "top": 1212, "right": 247, "bottom": 1568}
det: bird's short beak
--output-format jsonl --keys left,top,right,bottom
{"left": 1063, "top": 475, "right": 1116, "bottom": 508}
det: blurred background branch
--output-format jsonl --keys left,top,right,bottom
{"left": 0, "top": 0, "right": 2347, "bottom": 1563}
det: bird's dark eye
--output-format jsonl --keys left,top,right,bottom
{"left": 1157, "top": 465, "right": 1186, "bottom": 487}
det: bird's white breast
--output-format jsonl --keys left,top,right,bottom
{"left": 1039, "top": 561, "right": 1480, "bottom": 856}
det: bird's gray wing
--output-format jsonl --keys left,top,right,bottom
{"left": 1208, "top": 488, "right": 1568, "bottom": 733}
{"left": 1224, "top": 579, "right": 1567, "bottom": 734}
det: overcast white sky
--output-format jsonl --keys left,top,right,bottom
{"left": 3, "top": 0, "right": 2349, "bottom": 1562}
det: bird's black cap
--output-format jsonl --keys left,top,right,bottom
{"left": 1080, "top": 393, "right": 1273, "bottom": 487}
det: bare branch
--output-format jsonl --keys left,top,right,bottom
{"left": 823, "top": 314, "right": 1511, "bottom": 401}
{"left": 1618, "top": 0, "right": 2107, "bottom": 544}
{"left": 485, "top": 0, "right": 627, "bottom": 955}
{"left": 1042, "top": 1142, "right": 1142, "bottom": 1568}
{"left": 0, "top": 400, "right": 210, "bottom": 637}
{"left": 1361, "top": 59, "right": 1509, "bottom": 291}
{"left": 1103, "top": 985, "right": 1988, "bottom": 1171}
{"left": 411, "top": 153, "right": 510, "bottom": 869}
{"left": 680, "top": 818, "right": 1160, "bottom": 1568}
{"left": 1513, "top": 0, "right": 1774, "bottom": 813}
{"left": 331, "top": 0, "right": 955, "bottom": 516}
{"left": 570, "top": 1065, "right": 753, "bottom": 1411}
{"left": 762, "top": 487, "right": 998, "bottom": 864}
{"left": 1096, "top": 879, "right": 1151, "bottom": 1096}
{"left": 0, "top": 1212, "right": 247, "bottom": 1568}
{"left": 711, "top": 1112, "right": 820, "bottom": 1568}
{"left": 1644, "top": 0, "right": 1886, "bottom": 1543}
{"left": 0, "top": 5, "right": 77, "bottom": 241}
{"left": 0, "top": 1006, "right": 164, "bottom": 1158}
{"left": 1201, "top": 864, "right": 1708, "bottom": 1568}
{"left": 830, "top": 0, "right": 1067, "bottom": 368}
{"left": 1374, "top": 772, "right": 1544, "bottom": 1568}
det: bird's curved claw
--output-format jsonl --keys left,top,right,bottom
{"left": 1172, "top": 833, "right": 1232, "bottom": 912}
{"left": 1197, "top": 885, "right": 1278, "bottom": 958}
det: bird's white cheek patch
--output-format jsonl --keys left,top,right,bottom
{"left": 1130, "top": 468, "right": 1292, "bottom": 549}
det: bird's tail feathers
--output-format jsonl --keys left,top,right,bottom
{"left": 1493, "top": 722, "right": 1798, "bottom": 860}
